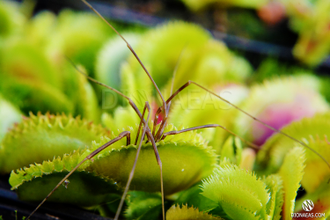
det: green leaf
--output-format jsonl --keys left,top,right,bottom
{"left": 235, "top": 76, "right": 329, "bottom": 147}
{"left": 0, "top": 95, "right": 22, "bottom": 143}
{"left": 278, "top": 147, "right": 305, "bottom": 220}
{"left": 125, "top": 191, "right": 162, "bottom": 220}
{"left": 10, "top": 151, "right": 121, "bottom": 207}
{"left": 202, "top": 165, "right": 269, "bottom": 219}
{"left": 48, "top": 10, "right": 113, "bottom": 74}
{"left": 101, "top": 107, "right": 141, "bottom": 134}
{"left": 0, "top": 1, "right": 26, "bottom": 38}
{"left": 10, "top": 124, "right": 217, "bottom": 209}
{"left": 175, "top": 184, "right": 218, "bottom": 213}
{"left": 0, "top": 40, "right": 61, "bottom": 89}
{"left": 83, "top": 127, "right": 217, "bottom": 195}
{"left": 168, "top": 83, "right": 249, "bottom": 153}
{"left": 127, "top": 21, "right": 211, "bottom": 90}
{"left": 166, "top": 204, "right": 223, "bottom": 220}
{"left": 180, "top": 0, "right": 268, "bottom": 11}
{"left": 0, "top": 112, "right": 110, "bottom": 173}
{"left": 257, "top": 112, "right": 330, "bottom": 177}
{"left": 262, "top": 175, "right": 283, "bottom": 220}
{"left": 120, "top": 61, "right": 153, "bottom": 111}
{"left": 95, "top": 33, "right": 141, "bottom": 92}
{"left": 75, "top": 70, "right": 101, "bottom": 123}
{"left": 299, "top": 136, "right": 330, "bottom": 193}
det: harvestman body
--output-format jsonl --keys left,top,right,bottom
{"left": 26, "top": 1, "right": 330, "bottom": 220}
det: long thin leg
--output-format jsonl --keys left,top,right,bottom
{"left": 115, "top": 102, "right": 152, "bottom": 220}
{"left": 152, "top": 47, "right": 186, "bottom": 138}
{"left": 68, "top": 58, "right": 165, "bottom": 220}
{"left": 161, "top": 124, "right": 259, "bottom": 150}
{"left": 26, "top": 131, "right": 131, "bottom": 220}
{"left": 135, "top": 103, "right": 149, "bottom": 145}
{"left": 80, "top": 0, "right": 167, "bottom": 118}
{"left": 155, "top": 80, "right": 330, "bottom": 169}
{"left": 70, "top": 1, "right": 167, "bottom": 213}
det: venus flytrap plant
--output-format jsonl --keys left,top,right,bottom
{"left": 0, "top": 2, "right": 112, "bottom": 118}
{"left": 255, "top": 113, "right": 330, "bottom": 219}
{"left": 0, "top": 1, "right": 26, "bottom": 39}
{"left": 46, "top": 10, "right": 114, "bottom": 75}
{"left": 0, "top": 95, "right": 22, "bottom": 142}
{"left": 9, "top": 123, "right": 218, "bottom": 218}
{"left": 166, "top": 204, "right": 224, "bottom": 220}
{"left": 80, "top": 124, "right": 217, "bottom": 195}
{"left": 257, "top": 112, "right": 330, "bottom": 175}
{"left": 180, "top": 0, "right": 268, "bottom": 11}
{"left": 2, "top": 1, "right": 330, "bottom": 219}
{"left": 0, "top": 112, "right": 110, "bottom": 174}
{"left": 0, "top": 38, "right": 76, "bottom": 115}
{"left": 201, "top": 165, "right": 271, "bottom": 220}
{"left": 262, "top": 175, "right": 283, "bottom": 220}
{"left": 9, "top": 148, "right": 122, "bottom": 207}
{"left": 95, "top": 33, "right": 142, "bottom": 109}
{"left": 124, "top": 191, "right": 163, "bottom": 219}
{"left": 234, "top": 75, "right": 329, "bottom": 146}
{"left": 75, "top": 66, "right": 101, "bottom": 123}
{"left": 277, "top": 147, "right": 305, "bottom": 220}
{"left": 125, "top": 21, "right": 210, "bottom": 89}
{"left": 168, "top": 83, "right": 250, "bottom": 153}
{"left": 300, "top": 136, "right": 330, "bottom": 193}
{"left": 286, "top": 0, "right": 330, "bottom": 66}
{"left": 170, "top": 143, "right": 302, "bottom": 220}
{"left": 95, "top": 33, "right": 143, "bottom": 85}
{"left": 219, "top": 136, "right": 243, "bottom": 165}
{"left": 120, "top": 21, "right": 252, "bottom": 101}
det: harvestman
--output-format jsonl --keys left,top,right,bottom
{"left": 26, "top": 1, "right": 330, "bottom": 219}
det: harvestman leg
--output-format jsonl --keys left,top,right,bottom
{"left": 26, "top": 131, "right": 131, "bottom": 220}
{"left": 78, "top": 2, "right": 168, "bottom": 218}
{"left": 161, "top": 124, "right": 259, "bottom": 150}
{"left": 115, "top": 102, "right": 152, "bottom": 220}
{"left": 154, "top": 80, "right": 330, "bottom": 169}
{"left": 135, "top": 102, "right": 151, "bottom": 145}
{"left": 67, "top": 59, "right": 166, "bottom": 220}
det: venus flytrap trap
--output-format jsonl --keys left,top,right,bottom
{"left": 2, "top": 1, "right": 330, "bottom": 219}
{"left": 0, "top": 1, "right": 26, "bottom": 39}
{"left": 0, "top": 112, "right": 110, "bottom": 174}
{"left": 256, "top": 114, "right": 330, "bottom": 219}
{"left": 300, "top": 136, "right": 330, "bottom": 193}
{"left": 234, "top": 75, "right": 329, "bottom": 146}
{"left": 79, "top": 125, "right": 217, "bottom": 195}
{"left": 7, "top": 115, "right": 218, "bottom": 218}
{"left": 287, "top": 0, "right": 330, "bottom": 66}
{"left": 168, "top": 83, "right": 249, "bottom": 153}
{"left": 277, "top": 147, "right": 306, "bottom": 220}
{"left": 201, "top": 165, "right": 271, "bottom": 220}
{"left": 124, "top": 191, "right": 163, "bottom": 219}
{"left": 0, "top": 3, "right": 112, "bottom": 119}
{"left": 168, "top": 144, "right": 304, "bottom": 220}
{"left": 95, "top": 33, "right": 142, "bottom": 108}
{"left": 120, "top": 21, "right": 252, "bottom": 101}
{"left": 0, "top": 95, "right": 22, "bottom": 142}
{"left": 257, "top": 112, "right": 330, "bottom": 175}
{"left": 166, "top": 204, "right": 224, "bottom": 220}
{"left": 9, "top": 148, "right": 122, "bottom": 207}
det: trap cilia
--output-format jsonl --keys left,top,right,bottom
{"left": 0, "top": 1, "right": 330, "bottom": 219}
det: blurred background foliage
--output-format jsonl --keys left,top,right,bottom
{"left": 1, "top": 0, "right": 330, "bottom": 144}
{"left": 1, "top": 0, "right": 330, "bottom": 219}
